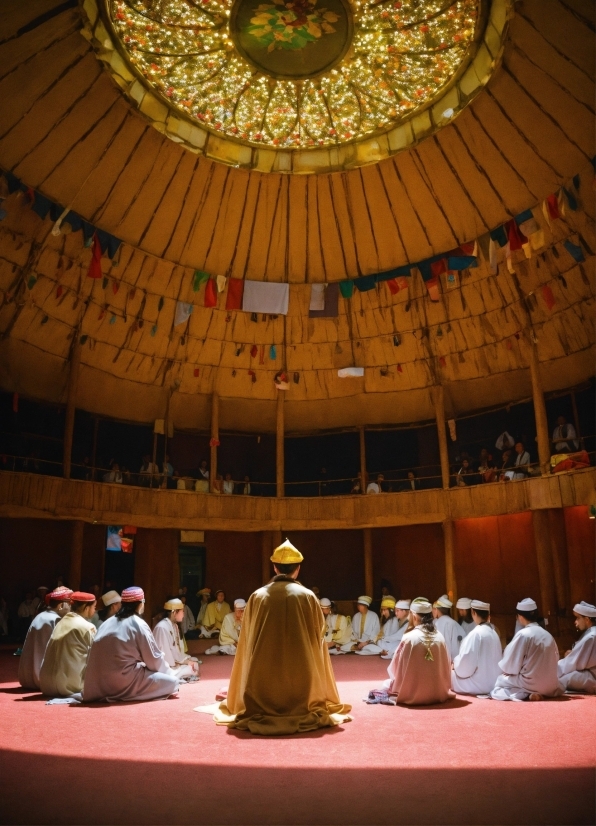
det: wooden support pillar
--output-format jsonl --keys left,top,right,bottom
{"left": 442, "top": 519, "right": 457, "bottom": 611}
{"left": 432, "top": 385, "right": 450, "bottom": 489}
{"left": 528, "top": 340, "right": 551, "bottom": 476}
{"left": 547, "top": 508, "right": 572, "bottom": 620}
{"left": 359, "top": 426, "right": 367, "bottom": 491}
{"left": 363, "top": 528, "right": 373, "bottom": 597}
{"left": 532, "top": 509, "right": 559, "bottom": 634}
{"left": 210, "top": 392, "right": 219, "bottom": 493}
{"left": 276, "top": 392, "right": 284, "bottom": 498}
{"left": 63, "top": 341, "right": 82, "bottom": 480}
{"left": 69, "top": 520, "right": 84, "bottom": 591}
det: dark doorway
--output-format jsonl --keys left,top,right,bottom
{"left": 179, "top": 545, "right": 206, "bottom": 618}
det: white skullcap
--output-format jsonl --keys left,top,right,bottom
{"left": 234, "top": 599, "right": 247, "bottom": 609}
{"left": 164, "top": 598, "right": 184, "bottom": 610}
{"left": 471, "top": 599, "right": 490, "bottom": 611}
{"left": 319, "top": 598, "right": 332, "bottom": 607}
{"left": 435, "top": 594, "right": 452, "bottom": 609}
{"left": 456, "top": 598, "right": 472, "bottom": 609}
{"left": 516, "top": 598, "right": 537, "bottom": 612}
{"left": 396, "top": 600, "right": 411, "bottom": 610}
{"left": 410, "top": 597, "right": 433, "bottom": 614}
{"left": 101, "top": 590, "right": 121, "bottom": 606}
{"left": 573, "top": 601, "right": 596, "bottom": 618}
{"left": 357, "top": 596, "right": 372, "bottom": 606}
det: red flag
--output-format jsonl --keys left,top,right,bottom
{"left": 250, "top": 344, "right": 258, "bottom": 358}
{"left": 226, "top": 278, "right": 244, "bottom": 310}
{"left": 457, "top": 241, "right": 476, "bottom": 256}
{"left": 546, "top": 194, "right": 560, "bottom": 220}
{"left": 506, "top": 219, "right": 528, "bottom": 251}
{"left": 386, "top": 279, "right": 400, "bottom": 295}
{"left": 193, "top": 368, "right": 200, "bottom": 377}
{"left": 430, "top": 258, "right": 447, "bottom": 277}
{"left": 87, "top": 233, "right": 102, "bottom": 279}
{"left": 204, "top": 278, "right": 217, "bottom": 308}
{"left": 425, "top": 275, "right": 441, "bottom": 302}
{"left": 396, "top": 364, "right": 403, "bottom": 373}
{"left": 541, "top": 285, "right": 556, "bottom": 310}
{"left": 439, "top": 356, "right": 447, "bottom": 367}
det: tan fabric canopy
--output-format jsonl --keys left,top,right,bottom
{"left": 0, "top": 0, "right": 593, "bottom": 432}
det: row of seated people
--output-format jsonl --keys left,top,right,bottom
{"left": 16, "top": 584, "right": 596, "bottom": 705}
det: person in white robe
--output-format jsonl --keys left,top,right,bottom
{"left": 491, "top": 598, "right": 563, "bottom": 701}
{"left": 83, "top": 586, "right": 179, "bottom": 702}
{"left": 39, "top": 592, "right": 97, "bottom": 697}
{"left": 356, "top": 598, "right": 398, "bottom": 656}
{"left": 456, "top": 598, "right": 475, "bottom": 636}
{"left": 206, "top": 599, "right": 246, "bottom": 655}
{"left": 380, "top": 600, "right": 411, "bottom": 659}
{"left": 558, "top": 601, "right": 596, "bottom": 694}
{"left": 373, "top": 597, "right": 454, "bottom": 706}
{"left": 433, "top": 594, "right": 463, "bottom": 662}
{"left": 319, "top": 599, "right": 352, "bottom": 651}
{"left": 18, "top": 587, "right": 73, "bottom": 690}
{"left": 451, "top": 599, "right": 503, "bottom": 696}
{"left": 334, "top": 596, "right": 380, "bottom": 654}
{"left": 199, "top": 590, "right": 231, "bottom": 638}
{"left": 153, "top": 598, "right": 200, "bottom": 680}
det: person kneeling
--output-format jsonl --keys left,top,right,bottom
{"left": 369, "top": 597, "right": 454, "bottom": 706}
{"left": 153, "top": 598, "right": 200, "bottom": 680}
{"left": 557, "top": 601, "right": 596, "bottom": 694}
{"left": 83, "top": 587, "right": 179, "bottom": 703}
{"left": 451, "top": 600, "right": 502, "bottom": 696}
{"left": 491, "top": 598, "right": 563, "bottom": 701}
{"left": 206, "top": 599, "right": 246, "bottom": 655}
{"left": 39, "top": 592, "right": 97, "bottom": 698}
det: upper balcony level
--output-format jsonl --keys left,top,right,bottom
{"left": 1, "top": 466, "right": 594, "bottom": 531}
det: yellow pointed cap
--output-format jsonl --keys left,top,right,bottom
{"left": 271, "top": 538, "right": 304, "bottom": 564}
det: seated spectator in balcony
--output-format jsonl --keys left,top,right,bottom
{"left": 367, "top": 474, "right": 384, "bottom": 494}
{"left": 456, "top": 458, "right": 475, "bottom": 486}
{"left": 551, "top": 415, "right": 579, "bottom": 453}
{"left": 39, "top": 592, "right": 97, "bottom": 698}
{"left": 498, "top": 449, "right": 514, "bottom": 481}
{"left": 320, "top": 598, "right": 352, "bottom": 651}
{"left": 212, "top": 474, "right": 224, "bottom": 494}
{"left": 557, "top": 602, "right": 596, "bottom": 694}
{"left": 495, "top": 430, "right": 515, "bottom": 452}
{"left": 162, "top": 454, "right": 175, "bottom": 488}
{"left": 351, "top": 472, "right": 364, "bottom": 494}
{"left": 153, "top": 599, "right": 200, "bottom": 681}
{"left": 198, "top": 590, "right": 231, "bottom": 638}
{"left": 206, "top": 599, "right": 246, "bottom": 656}
{"left": 334, "top": 596, "right": 380, "bottom": 654}
{"left": 83, "top": 587, "right": 179, "bottom": 703}
{"left": 197, "top": 460, "right": 209, "bottom": 482}
{"left": 368, "top": 598, "right": 453, "bottom": 706}
{"left": 223, "top": 473, "right": 235, "bottom": 495}
{"left": 103, "top": 461, "right": 123, "bottom": 484}
{"left": 403, "top": 470, "right": 420, "bottom": 491}
{"left": 451, "top": 600, "right": 502, "bottom": 696}
{"left": 503, "top": 441, "right": 531, "bottom": 481}
{"left": 477, "top": 449, "right": 496, "bottom": 483}
{"left": 491, "top": 598, "right": 563, "bottom": 701}
{"left": 139, "top": 454, "right": 158, "bottom": 487}
{"left": 18, "top": 587, "right": 73, "bottom": 690}
{"left": 241, "top": 475, "right": 251, "bottom": 495}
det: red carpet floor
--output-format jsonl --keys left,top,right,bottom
{"left": 0, "top": 651, "right": 594, "bottom": 826}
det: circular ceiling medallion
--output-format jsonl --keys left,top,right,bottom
{"left": 90, "top": 0, "right": 509, "bottom": 171}
{"left": 229, "top": 0, "right": 354, "bottom": 80}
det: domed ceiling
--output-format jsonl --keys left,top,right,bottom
{"left": 0, "top": 0, "right": 593, "bottom": 433}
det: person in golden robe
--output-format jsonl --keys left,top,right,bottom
{"left": 212, "top": 539, "right": 352, "bottom": 735}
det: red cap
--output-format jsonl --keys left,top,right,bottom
{"left": 70, "top": 591, "right": 96, "bottom": 603}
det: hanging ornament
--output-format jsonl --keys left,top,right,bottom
{"left": 102, "top": 276, "right": 108, "bottom": 289}
{"left": 56, "top": 285, "right": 63, "bottom": 299}
{"left": 80, "top": 334, "right": 88, "bottom": 344}
{"left": 158, "top": 296, "right": 164, "bottom": 312}
{"left": 109, "top": 314, "right": 117, "bottom": 325}
{"left": 193, "top": 368, "right": 200, "bottom": 377}
{"left": 150, "top": 324, "right": 158, "bottom": 337}
{"left": 112, "top": 281, "right": 119, "bottom": 295}
{"left": 41, "top": 315, "right": 49, "bottom": 325}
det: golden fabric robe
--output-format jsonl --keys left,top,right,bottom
{"left": 214, "top": 576, "right": 352, "bottom": 735}
{"left": 202, "top": 600, "right": 231, "bottom": 631}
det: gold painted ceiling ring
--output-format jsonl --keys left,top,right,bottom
{"left": 88, "top": 0, "right": 511, "bottom": 171}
